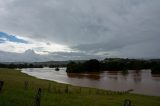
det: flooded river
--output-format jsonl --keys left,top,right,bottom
{"left": 21, "top": 68, "right": 160, "bottom": 96}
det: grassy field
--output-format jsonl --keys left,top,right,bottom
{"left": 0, "top": 68, "right": 160, "bottom": 106}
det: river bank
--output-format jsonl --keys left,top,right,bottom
{"left": 0, "top": 68, "right": 160, "bottom": 106}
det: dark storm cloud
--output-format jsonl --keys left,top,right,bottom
{"left": 0, "top": 0, "right": 160, "bottom": 60}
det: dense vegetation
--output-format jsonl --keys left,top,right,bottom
{"left": 0, "top": 63, "right": 63, "bottom": 69}
{"left": 0, "top": 63, "right": 43, "bottom": 69}
{"left": 0, "top": 68, "right": 160, "bottom": 106}
{"left": 66, "top": 58, "right": 160, "bottom": 73}
{"left": 151, "top": 62, "right": 160, "bottom": 74}
{"left": 0, "top": 58, "right": 160, "bottom": 74}
{"left": 66, "top": 59, "right": 100, "bottom": 73}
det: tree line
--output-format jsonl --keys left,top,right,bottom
{"left": 0, "top": 63, "right": 43, "bottom": 69}
{"left": 66, "top": 58, "right": 160, "bottom": 74}
{"left": 0, "top": 58, "right": 160, "bottom": 74}
{"left": 0, "top": 63, "right": 65, "bottom": 69}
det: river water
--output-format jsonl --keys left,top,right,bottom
{"left": 21, "top": 68, "right": 160, "bottom": 96}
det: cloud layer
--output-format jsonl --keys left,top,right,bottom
{"left": 0, "top": 0, "right": 160, "bottom": 61}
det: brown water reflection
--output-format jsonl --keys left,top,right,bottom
{"left": 67, "top": 72, "right": 101, "bottom": 80}
{"left": 22, "top": 68, "right": 160, "bottom": 96}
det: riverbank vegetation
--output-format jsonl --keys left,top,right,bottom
{"left": 66, "top": 58, "right": 160, "bottom": 73}
{"left": 0, "top": 58, "right": 160, "bottom": 74}
{"left": 0, "top": 68, "right": 160, "bottom": 106}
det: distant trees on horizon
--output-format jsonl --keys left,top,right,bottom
{"left": 66, "top": 58, "right": 160, "bottom": 74}
{"left": 0, "top": 58, "right": 160, "bottom": 74}
{"left": 0, "top": 63, "right": 43, "bottom": 69}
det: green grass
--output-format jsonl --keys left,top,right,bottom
{"left": 0, "top": 68, "right": 160, "bottom": 106}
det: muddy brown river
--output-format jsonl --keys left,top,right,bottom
{"left": 21, "top": 68, "right": 160, "bottom": 96}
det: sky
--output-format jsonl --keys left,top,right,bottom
{"left": 0, "top": 0, "right": 160, "bottom": 62}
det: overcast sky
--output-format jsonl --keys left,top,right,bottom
{"left": 0, "top": 0, "right": 160, "bottom": 61}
